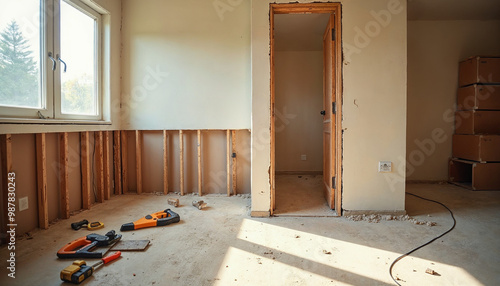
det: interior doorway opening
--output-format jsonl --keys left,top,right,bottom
{"left": 270, "top": 3, "right": 342, "bottom": 217}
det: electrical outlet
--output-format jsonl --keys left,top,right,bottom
{"left": 301, "top": 154, "right": 307, "bottom": 161}
{"left": 19, "top": 197, "right": 29, "bottom": 211}
{"left": 378, "top": 161, "right": 392, "bottom": 172}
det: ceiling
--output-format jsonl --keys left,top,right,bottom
{"left": 408, "top": 0, "right": 500, "bottom": 20}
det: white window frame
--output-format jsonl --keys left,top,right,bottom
{"left": 0, "top": 0, "right": 104, "bottom": 123}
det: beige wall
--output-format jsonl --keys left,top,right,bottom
{"left": 0, "top": 0, "right": 122, "bottom": 134}
{"left": 407, "top": 20, "right": 500, "bottom": 181}
{"left": 120, "top": 0, "right": 251, "bottom": 130}
{"left": 275, "top": 51, "right": 323, "bottom": 172}
{"left": 252, "top": 0, "right": 407, "bottom": 214}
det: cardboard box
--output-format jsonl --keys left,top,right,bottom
{"left": 459, "top": 57, "right": 500, "bottom": 87}
{"left": 457, "top": 84, "right": 500, "bottom": 110}
{"left": 452, "top": 135, "right": 500, "bottom": 162}
{"left": 449, "top": 158, "right": 500, "bottom": 190}
{"left": 455, "top": 111, "right": 500, "bottom": 134}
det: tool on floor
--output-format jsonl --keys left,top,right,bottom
{"left": 111, "top": 240, "right": 150, "bottom": 251}
{"left": 192, "top": 200, "right": 207, "bottom": 210}
{"left": 71, "top": 219, "right": 105, "bottom": 231}
{"left": 120, "top": 209, "right": 180, "bottom": 231}
{"left": 57, "top": 230, "right": 122, "bottom": 259}
{"left": 167, "top": 198, "right": 179, "bottom": 207}
{"left": 60, "top": 251, "right": 121, "bottom": 284}
{"left": 87, "top": 221, "right": 105, "bottom": 230}
{"left": 71, "top": 219, "right": 89, "bottom": 230}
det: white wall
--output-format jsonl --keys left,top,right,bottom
{"left": 252, "top": 0, "right": 407, "bottom": 214}
{"left": 407, "top": 20, "right": 500, "bottom": 181}
{"left": 120, "top": 0, "right": 251, "bottom": 130}
{"left": 0, "top": 0, "right": 122, "bottom": 134}
{"left": 275, "top": 51, "right": 323, "bottom": 172}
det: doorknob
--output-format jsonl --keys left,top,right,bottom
{"left": 320, "top": 110, "right": 326, "bottom": 115}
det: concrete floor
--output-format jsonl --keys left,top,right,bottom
{"left": 275, "top": 175, "right": 336, "bottom": 217}
{"left": 0, "top": 183, "right": 499, "bottom": 285}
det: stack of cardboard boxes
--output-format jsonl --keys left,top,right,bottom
{"left": 449, "top": 56, "right": 500, "bottom": 190}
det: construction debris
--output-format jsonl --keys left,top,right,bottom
{"left": 345, "top": 214, "right": 437, "bottom": 226}
{"left": 425, "top": 268, "right": 440, "bottom": 276}
{"left": 192, "top": 200, "right": 207, "bottom": 210}
{"left": 168, "top": 198, "right": 179, "bottom": 207}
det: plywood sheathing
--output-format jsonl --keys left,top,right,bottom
{"left": 135, "top": 130, "right": 143, "bottom": 194}
{"left": 0, "top": 134, "right": 12, "bottom": 239}
{"left": 80, "top": 132, "right": 91, "bottom": 209}
{"left": 95, "top": 131, "right": 104, "bottom": 203}
{"left": 59, "top": 133, "right": 70, "bottom": 219}
{"left": 113, "top": 131, "right": 122, "bottom": 195}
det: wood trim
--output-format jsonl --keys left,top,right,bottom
{"left": 103, "top": 131, "right": 111, "bottom": 200}
{"left": 271, "top": 3, "right": 338, "bottom": 14}
{"left": 80, "top": 132, "right": 91, "bottom": 209}
{"left": 197, "top": 130, "right": 202, "bottom": 196}
{"left": 121, "top": 131, "right": 128, "bottom": 194}
{"left": 226, "top": 129, "right": 231, "bottom": 196}
{"left": 135, "top": 130, "right": 143, "bottom": 194}
{"left": 163, "top": 130, "right": 169, "bottom": 195}
{"left": 269, "top": 3, "right": 343, "bottom": 215}
{"left": 179, "top": 130, "right": 184, "bottom": 196}
{"left": 269, "top": 7, "right": 275, "bottom": 214}
{"left": 0, "top": 134, "right": 12, "bottom": 238}
{"left": 59, "top": 133, "right": 70, "bottom": 219}
{"left": 113, "top": 131, "right": 122, "bottom": 195}
{"left": 36, "top": 133, "right": 48, "bottom": 229}
{"left": 95, "top": 131, "right": 104, "bottom": 203}
{"left": 334, "top": 9, "right": 343, "bottom": 215}
{"left": 232, "top": 130, "right": 237, "bottom": 195}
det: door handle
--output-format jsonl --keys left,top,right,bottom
{"left": 320, "top": 110, "right": 326, "bottom": 116}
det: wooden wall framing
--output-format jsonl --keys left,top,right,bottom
{"left": 0, "top": 129, "right": 244, "bottom": 240}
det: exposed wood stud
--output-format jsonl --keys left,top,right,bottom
{"left": 59, "top": 133, "right": 70, "bottom": 219}
{"left": 136, "top": 130, "right": 143, "bottom": 194}
{"left": 103, "top": 131, "right": 111, "bottom": 200}
{"left": 121, "top": 131, "right": 128, "bottom": 194}
{"left": 80, "top": 132, "right": 91, "bottom": 209}
{"left": 95, "top": 131, "right": 104, "bottom": 203}
{"left": 232, "top": 130, "right": 237, "bottom": 195}
{"left": 163, "top": 130, "right": 169, "bottom": 195}
{"left": 179, "top": 130, "right": 184, "bottom": 196}
{"left": 197, "top": 130, "right": 202, "bottom": 196}
{"left": 36, "top": 133, "right": 49, "bottom": 229}
{"left": 113, "top": 131, "right": 122, "bottom": 195}
{"left": 0, "top": 134, "right": 12, "bottom": 238}
{"left": 226, "top": 130, "right": 230, "bottom": 196}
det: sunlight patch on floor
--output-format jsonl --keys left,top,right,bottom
{"left": 214, "top": 218, "right": 483, "bottom": 285}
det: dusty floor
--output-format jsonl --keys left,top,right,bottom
{"left": 1, "top": 183, "right": 499, "bottom": 285}
{"left": 275, "top": 175, "right": 336, "bottom": 217}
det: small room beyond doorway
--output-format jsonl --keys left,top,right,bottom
{"left": 273, "top": 13, "right": 335, "bottom": 216}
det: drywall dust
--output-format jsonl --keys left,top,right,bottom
{"left": 345, "top": 214, "right": 437, "bottom": 226}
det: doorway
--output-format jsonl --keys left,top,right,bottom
{"left": 270, "top": 3, "right": 342, "bottom": 216}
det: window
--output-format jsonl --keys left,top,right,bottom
{"left": 0, "top": 0, "right": 103, "bottom": 121}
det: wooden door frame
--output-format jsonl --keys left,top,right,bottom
{"left": 270, "top": 2, "right": 343, "bottom": 216}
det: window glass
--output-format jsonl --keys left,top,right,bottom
{"left": 60, "top": 1, "right": 97, "bottom": 115}
{"left": 0, "top": 0, "right": 42, "bottom": 109}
